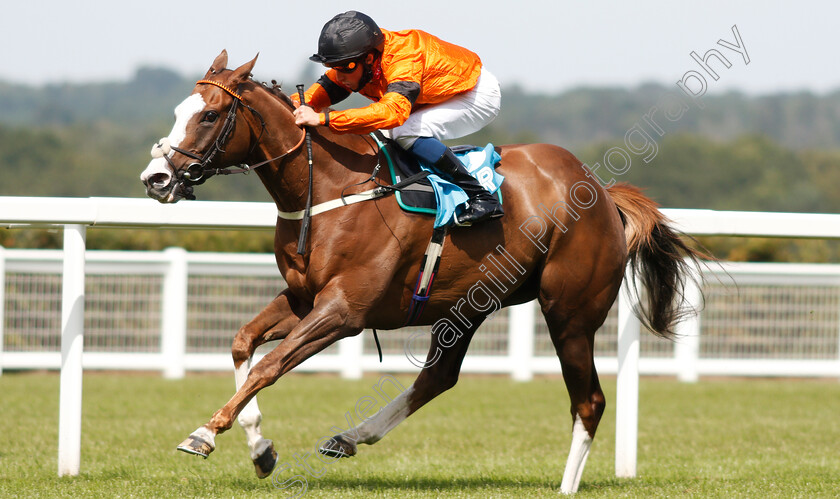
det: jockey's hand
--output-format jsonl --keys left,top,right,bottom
{"left": 294, "top": 105, "right": 321, "bottom": 127}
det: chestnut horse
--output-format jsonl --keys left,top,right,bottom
{"left": 140, "top": 51, "right": 701, "bottom": 494}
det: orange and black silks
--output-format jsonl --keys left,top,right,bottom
{"left": 292, "top": 29, "right": 483, "bottom": 134}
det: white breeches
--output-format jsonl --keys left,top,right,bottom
{"left": 388, "top": 67, "right": 502, "bottom": 150}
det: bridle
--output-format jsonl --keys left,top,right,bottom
{"left": 151, "top": 79, "right": 305, "bottom": 199}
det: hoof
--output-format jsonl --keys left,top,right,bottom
{"left": 177, "top": 433, "right": 215, "bottom": 458}
{"left": 252, "top": 439, "right": 278, "bottom": 479}
{"left": 318, "top": 435, "right": 357, "bottom": 459}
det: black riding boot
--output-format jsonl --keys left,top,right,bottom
{"left": 432, "top": 148, "right": 504, "bottom": 226}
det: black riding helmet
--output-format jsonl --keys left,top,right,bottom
{"left": 309, "top": 11, "right": 384, "bottom": 66}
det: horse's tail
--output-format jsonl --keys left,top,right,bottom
{"left": 606, "top": 182, "right": 706, "bottom": 339}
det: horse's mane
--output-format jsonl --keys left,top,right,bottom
{"left": 243, "top": 75, "right": 382, "bottom": 172}
{"left": 251, "top": 78, "right": 295, "bottom": 110}
{"left": 248, "top": 77, "right": 375, "bottom": 153}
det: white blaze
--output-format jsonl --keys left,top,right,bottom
{"left": 140, "top": 93, "right": 206, "bottom": 185}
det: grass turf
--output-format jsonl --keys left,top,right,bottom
{"left": 1, "top": 372, "right": 838, "bottom": 498}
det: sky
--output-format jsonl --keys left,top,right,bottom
{"left": 1, "top": 0, "right": 837, "bottom": 95}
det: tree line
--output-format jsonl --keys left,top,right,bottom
{"left": 1, "top": 68, "right": 838, "bottom": 261}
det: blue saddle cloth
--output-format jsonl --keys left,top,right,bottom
{"left": 422, "top": 144, "right": 504, "bottom": 227}
{"left": 373, "top": 134, "right": 504, "bottom": 227}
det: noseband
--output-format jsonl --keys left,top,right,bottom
{"left": 151, "top": 79, "right": 305, "bottom": 199}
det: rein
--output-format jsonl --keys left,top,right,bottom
{"left": 274, "top": 135, "right": 430, "bottom": 220}
{"left": 157, "top": 78, "right": 427, "bottom": 223}
{"left": 152, "top": 79, "right": 305, "bottom": 198}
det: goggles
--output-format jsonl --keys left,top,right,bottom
{"left": 329, "top": 60, "right": 362, "bottom": 74}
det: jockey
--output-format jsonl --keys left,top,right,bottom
{"left": 293, "top": 11, "right": 504, "bottom": 226}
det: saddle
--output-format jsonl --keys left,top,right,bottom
{"left": 370, "top": 132, "right": 504, "bottom": 225}
{"left": 367, "top": 133, "right": 505, "bottom": 327}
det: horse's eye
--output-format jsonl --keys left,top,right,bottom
{"left": 203, "top": 111, "right": 219, "bottom": 123}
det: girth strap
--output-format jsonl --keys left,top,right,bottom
{"left": 276, "top": 171, "right": 430, "bottom": 220}
{"left": 277, "top": 187, "right": 386, "bottom": 220}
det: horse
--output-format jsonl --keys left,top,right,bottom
{"left": 140, "top": 50, "right": 703, "bottom": 494}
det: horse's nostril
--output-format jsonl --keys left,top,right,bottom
{"left": 146, "top": 173, "right": 171, "bottom": 189}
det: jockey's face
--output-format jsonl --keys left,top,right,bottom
{"left": 330, "top": 53, "right": 374, "bottom": 92}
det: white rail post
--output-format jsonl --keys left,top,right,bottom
{"left": 339, "top": 334, "right": 364, "bottom": 379}
{"left": 615, "top": 271, "right": 640, "bottom": 478}
{"left": 509, "top": 301, "right": 535, "bottom": 381}
{"left": 674, "top": 270, "right": 702, "bottom": 383}
{"left": 58, "top": 224, "right": 86, "bottom": 477}
{"left": 0, "top": 245, "right": 5, "bottom": 377}
{"left": 162, "top": 247, "right": 188, "bottom": 379}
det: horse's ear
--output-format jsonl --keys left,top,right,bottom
{"left": 231, "top": 53, "right": 259, "bottom": 84}
{"left": 206, "top": 50, "right": 229, "bottom": 77}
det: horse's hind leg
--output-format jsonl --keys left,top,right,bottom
{"left": 319, "top": 315, "right": 484, "bottom": 458}
{"left": 541, "top": 295, "right": 613, "bottom": 494}
{"left": 558, "top": 334, "right": 603, "bottom": 494}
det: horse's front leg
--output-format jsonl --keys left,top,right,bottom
{"left": 177, "top": 289, "right": 361, "bottom": 462}
{"left": 230, "top": 289, "right": 312, "bottom": 478}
